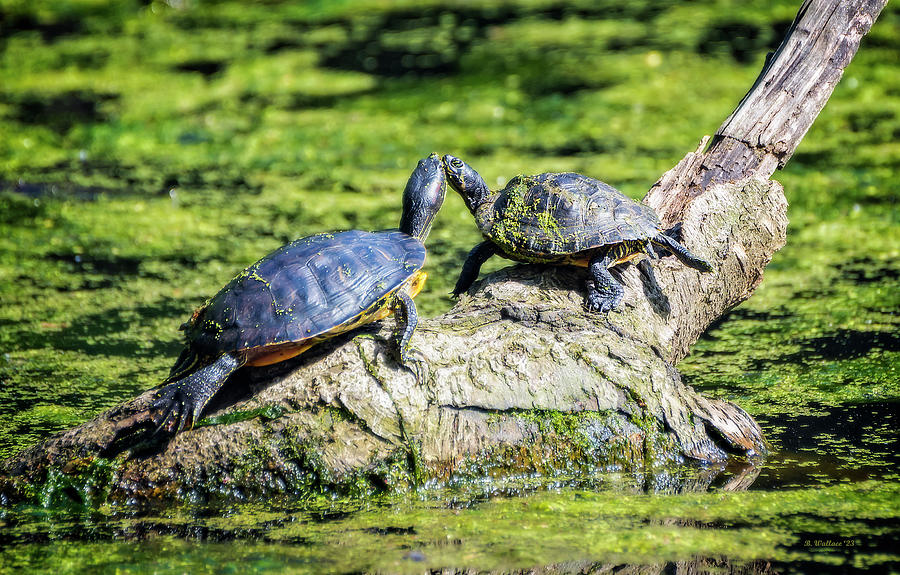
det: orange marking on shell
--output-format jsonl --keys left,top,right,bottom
{"left": 567, "top": 254, "right": 591, "bottom": 267}
{"left": 248, "top": 342, "right": 316, "bottom": 366}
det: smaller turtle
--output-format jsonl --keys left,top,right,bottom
{"left": 442, "top": 154, "right": 712, "bottom": 313}
{"left": 146, "top": 153, "right": 446, "bottom": 434}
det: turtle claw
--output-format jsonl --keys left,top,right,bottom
{"left": 585, "top": 284, "right": 623, "bottom": 315}
{"left": 176, "top": 408, "right": 191, "bottom": 435}
{"left": 150, "top": 385, "right": 197, "bottom": 436}
{"left": 149, "top": 393, "right": 178, "bottom": 436}
{"left": 399, "top": 346, "right": 428, "bottom": 384}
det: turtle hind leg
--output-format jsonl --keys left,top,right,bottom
{"left": 453, "top": 241, "right": 497, "bottom": 296}
{"left": 586, "top": 251, "right": 625, "bottom": 314}
{"left": 651, "top": 231, "right": 713, "bottom": 272}
{"left": 151, "top": 352, "right": 246, "bottom": 435}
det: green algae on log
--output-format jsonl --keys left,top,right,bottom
{"left": 0, "top": 0, "right": 887, "bottom": 505}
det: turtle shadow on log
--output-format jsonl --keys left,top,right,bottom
{"left": 636, "top": 258, "right": 672, "bottom": 317}
{"left": 480, "top": 261, "right": 672, "bottom": 320}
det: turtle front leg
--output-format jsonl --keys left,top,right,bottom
{"left": 151, "top": 352, "right": 245, "bottom": 435}
{"left": 453, "top": 241, "right": 497, "bottom": 296}
{"left": 586, "top": 251, "right": 624, "bottom": 313}
{"left": 393, "top": 290, "right": 426, "bottom": 382}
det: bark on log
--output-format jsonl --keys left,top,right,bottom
{"left": 0, "top": 0, "right": 886, "bottom": 505}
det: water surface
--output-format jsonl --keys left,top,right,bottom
{"left": 0, "top": 1, "right": 897, "bottom": 572}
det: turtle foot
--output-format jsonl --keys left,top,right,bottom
{"left": 585, "top": 283, "right": 623, "bottom": 314}
{"left": 150, "top": 384, "right": 202, "bottom": 435}
{"left": 147, "top": 352, "right": 241, "bottom": 436}
{"left": 399, "top": 346, "right": 429, "bottom": 385}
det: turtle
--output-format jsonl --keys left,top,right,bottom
{"left": 148, "top": 153, "right": 446, "bottom": 434}
{"left": 441, "top": 154, "right": 713, "bottom": 313}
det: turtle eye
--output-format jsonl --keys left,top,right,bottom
{"left": 450, "top": 158, "right": 464, "bottom": 169}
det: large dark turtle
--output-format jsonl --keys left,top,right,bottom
{"left": 149, "top": 154, "right": 446, "bottom": 434}
{"left": 442, "top": 154, "right": 712, "bottom": 313}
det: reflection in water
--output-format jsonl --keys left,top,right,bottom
{"left": 751, "top": 401, "right": 899, "bottom": 490}
{"left": 426, "top": 558, "right": 775, "bottom": 574}
{"left": 1, "top": 464, "right": 897, "bottom": 573}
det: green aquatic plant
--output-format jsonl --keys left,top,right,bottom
{"left": 0, "top": 0, "right": 897, "bottom": 571}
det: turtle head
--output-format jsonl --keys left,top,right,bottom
{"left": 400, "top": 152, "right": 446, "bottom": 242}
{"left": 442, "top": 154, "right": 490, "bottom": 214}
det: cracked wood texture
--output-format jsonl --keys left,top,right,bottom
{"left": 0, "top": 0, "right": 886, "bottom": 504}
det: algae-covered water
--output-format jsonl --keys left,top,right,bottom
{"left": 0, "top": 0, "right": 897, "bottom": 573}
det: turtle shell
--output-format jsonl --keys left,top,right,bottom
{"left": 482, "top": 172, "right": 661, "bottom": 257}
{"left": 181, "top": 229, "right": 425, "bottom": 360}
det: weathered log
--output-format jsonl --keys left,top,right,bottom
{"left": 0, "top": 0, "right": 885, "bottom": 505}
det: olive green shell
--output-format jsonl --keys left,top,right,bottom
{"left": 478, "top": 172, "right": 661, "bottom": 257}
